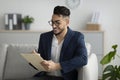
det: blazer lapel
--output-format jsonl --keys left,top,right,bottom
{"left": 60, "top": 28, "right": 74, "bottom": 61}
{"left": 46, "top": 31, "right": 53, "bottom": 60}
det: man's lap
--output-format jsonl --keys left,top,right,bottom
{"left": 39, "top": 75, "right": 64, "bottom": 80}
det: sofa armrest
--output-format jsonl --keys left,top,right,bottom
{"left": 78, "top": 53, "right": 98, "bottom": 80}
{"left": 0, "top": 44, "right": 8, "bottom": 80}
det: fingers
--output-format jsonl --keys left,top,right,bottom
{"left": 41, "top": 60, "right": 50, "bottom": 71}
{"left": 32, "top": 50, "right": 37, "bottom": 54}
{"left": 40, "top": 60, "right": 60, "bottom": 72}
{"left": 41, "top": 60, "right": 49, "bottom": 66}
{"left": 40, "top": 60, "right": 53, "bottom": 72}
{"left": 32, "top": 50, "right": 40, "bottom": 56}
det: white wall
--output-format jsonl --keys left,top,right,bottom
{"left": 0, "top": 0, "right": 120, "bottom": 68}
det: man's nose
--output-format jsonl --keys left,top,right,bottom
{"left": 52, "top": 24, "right": 57, "bottom": 28}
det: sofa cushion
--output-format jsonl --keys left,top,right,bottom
{"left": 4, "top": 44, "right": 39, "bottom": 79}
{"left": 0, "top": 44, "right": 8, "bottom": 80}
{"left": 85, "top": 43, "right": 91, "bottom": 56}
{"left": 78, "top": 53, "right": 98, "bottom": 80}
{"left": 3, "top": 43, "right": 91, "bottom": 79}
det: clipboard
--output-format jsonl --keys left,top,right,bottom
{"left": 20, "top": 53, "right": 46, "bottom": 71}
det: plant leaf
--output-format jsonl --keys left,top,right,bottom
{"left": 100, "top": 51, "right": 116, "bottom": 65}
{"left": 112, "top": 44, "right": 117, "bottom": 50}
{"left": 103, "top": 65, "right": 114, "bottom": 73}
{"left": 100, "top": 44, "right": 117, "bottom": 65}
{"left": 102, "top": 65, "right": 120, "bottom": 80}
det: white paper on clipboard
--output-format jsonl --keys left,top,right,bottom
{"left": 20, "top": 53, "right": 46, "bottom": 71}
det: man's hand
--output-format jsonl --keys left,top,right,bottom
{"left": 41, "top": 60, "right": 61, "bottom": 72}
{"left": 32, "top": 50, "right": 40, "bottom": 56}
{"left": 32, "top": 50, "right": 61, "bottom": 72}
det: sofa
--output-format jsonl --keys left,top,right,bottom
{"left": 0, "top": 43, "right": 98, "bottom": 80}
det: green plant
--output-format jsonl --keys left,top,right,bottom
{"left": 100, "top": 44, "right": 120, "bottom": 80}
{"left": 22, "top": 15, "right": 34, "bottom": 24}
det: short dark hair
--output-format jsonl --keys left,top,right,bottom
{"left": 53, "top": 6, "right": 70, "bottom": 17}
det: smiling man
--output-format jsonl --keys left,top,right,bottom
{"left": 34, "top": 6, "right": 88, "bottom": 80}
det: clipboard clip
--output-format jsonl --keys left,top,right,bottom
{"left": 29, "top": 63, "right": 38, "bottom": 70}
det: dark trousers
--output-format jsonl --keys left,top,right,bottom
{"left": 39, "top": 75, "right": 64, "bottom": 80}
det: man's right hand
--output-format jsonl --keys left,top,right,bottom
{"left": 41, "top": 60, "right": 62, "bottom": 72}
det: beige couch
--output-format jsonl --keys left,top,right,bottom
{"left": 0, "top": 43, "right": 98, "bottom": 80}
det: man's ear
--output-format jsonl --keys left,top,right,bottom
{"left": 66, "top": 19, "right": 70, "bottom": 26}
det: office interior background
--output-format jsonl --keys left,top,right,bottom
{"left": 0, "top": 0, "right": 120, "bottom": 78}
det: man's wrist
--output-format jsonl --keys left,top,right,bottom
{"left": 56, "top": 63, "right": 62, "bottom": 70}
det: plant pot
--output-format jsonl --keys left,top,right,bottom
{"left": 24, "top": 23, "right": 30, "bottom": 30}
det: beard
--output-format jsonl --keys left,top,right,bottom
{"left": 53, "top": 28, "right": 64, "bottom": 36}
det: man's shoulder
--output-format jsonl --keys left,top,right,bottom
{"left": 72, "top": 30, "right": 84, "bottom": 37}
{"left": 68, "top": 28, "right": 84, "bottom": 36}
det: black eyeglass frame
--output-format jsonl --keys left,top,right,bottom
{"left": 48, "top": 20, "right": 61, "bottom": 26}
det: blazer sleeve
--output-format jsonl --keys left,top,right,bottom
{"left": 60, "top": 33, "right": 88, "bottom": 73}
{"left": 38, "top": 34, "right": 44, "bottom": 55}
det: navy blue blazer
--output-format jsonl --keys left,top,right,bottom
{"left": 37, "top": 28, "right": 88, "bottom": 80}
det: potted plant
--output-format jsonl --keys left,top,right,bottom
{"left": 22, "top": 15, "right": 34, "bottom": 30}
{"left": 100, "top": 44, "right": 120, "bottom": 80}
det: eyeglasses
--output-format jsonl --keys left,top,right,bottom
{"left": 48, "top": 20, "right": 61, "bottom": 26}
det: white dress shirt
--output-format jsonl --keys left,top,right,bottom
{"left": 47, "top": 35, "right": 64, "bottom": 77}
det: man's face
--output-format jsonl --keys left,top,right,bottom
{"left": 50, "top": 14, "right": 69, "bottom": 35}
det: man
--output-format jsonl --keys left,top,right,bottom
{"left": 34, "top": 6, "right": 88, "bottom": 80}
